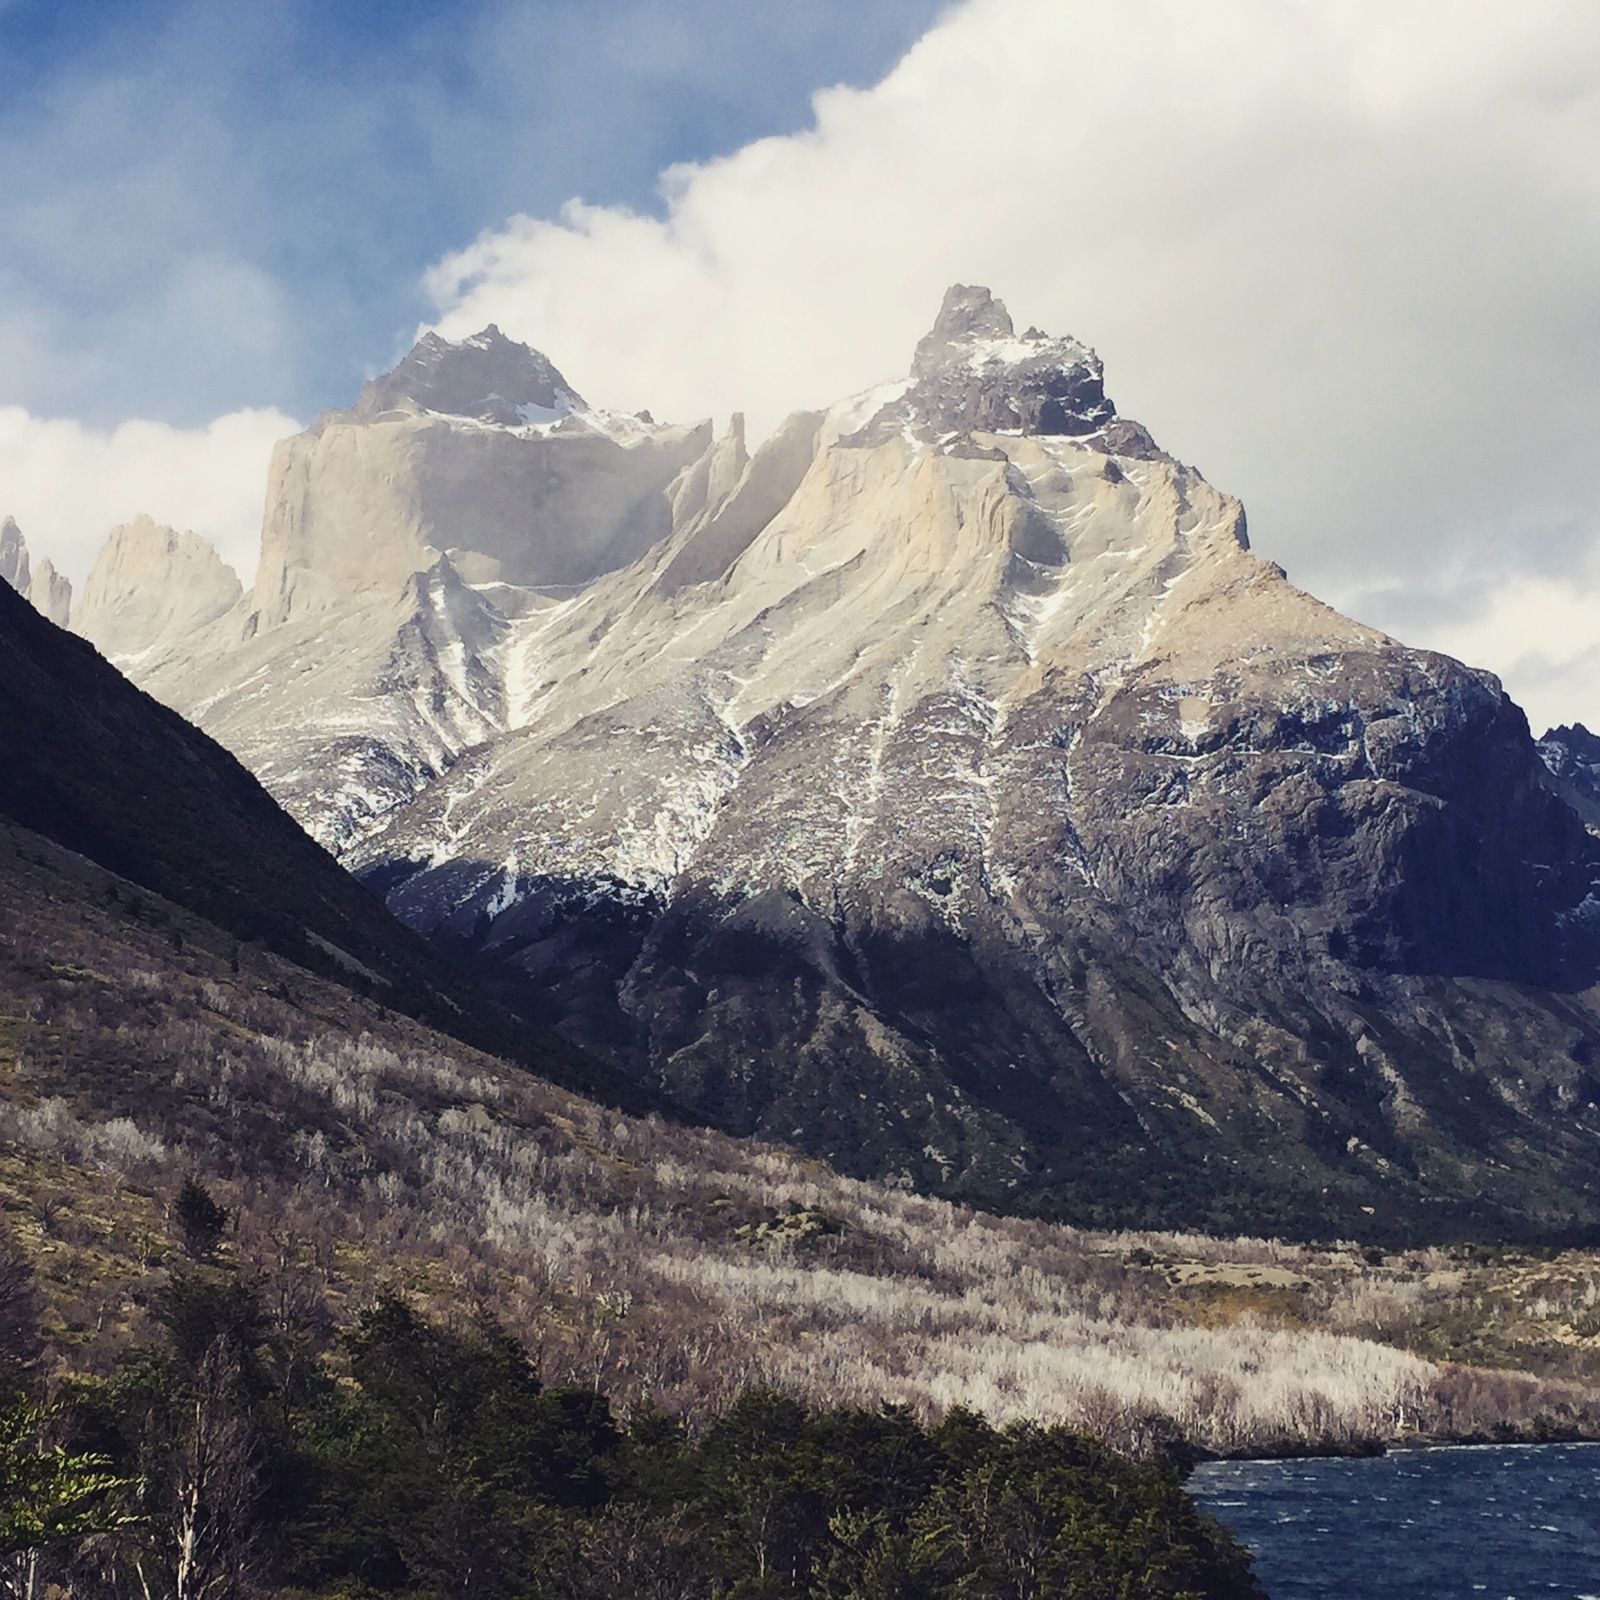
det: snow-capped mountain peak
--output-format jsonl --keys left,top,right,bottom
{"left": 353, "top": 324, "right": 586, "bottom": 428}
{"left": 846, "top": 283, "right": 1119, "bottom": 448}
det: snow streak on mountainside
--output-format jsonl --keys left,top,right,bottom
{"left": 98, "top": 289, "right": 1600, "bottom": 1239}
{"left": 115, "top": 329, "right": 710, "bottom": 852}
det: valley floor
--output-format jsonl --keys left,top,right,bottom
{"left": 1, "top": 819, "right": 1596, "bottom": 1464}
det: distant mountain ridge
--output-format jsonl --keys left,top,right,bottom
{"left": 1538, "top": 723, "right": 1600, "bottom": 832}
{"left": 68, "top": 289, "right": 1600, "bottom": 1241}
{"left": 0, "top": 515, "right": 71, "bottom": 625}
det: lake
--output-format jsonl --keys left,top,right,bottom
{"left": 1189, "top": 1443, "right": 1600, "bottom": 1599}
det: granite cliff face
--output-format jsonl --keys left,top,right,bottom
{"left": 119, "top": 329, "right": 709, "bottom": 852}
{"left": 0, "top": 517, "right": 73, "bottom": 625}
{"left": 250, "top": 324, "right": 708, "bottom": 627}
{"left": 73, "top": 514, "right": 243, "bottom": 659}
{"left": 98, "top": 289, "right": 1600, "bottom": 1239}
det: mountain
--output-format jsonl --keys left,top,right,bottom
{"left": 0, "top": 516, "right": 72, "bottom": 626}
{"left": 108, "top": 328, "right": 709, "bottom": 856}
{"left": 0, "top": 571, "right": 653, "bottom": 1111}
{"left": 90, "top": 290, "right": 1600, "bottom": 1241}
{"left": 3, "top": 499, "right": 1595, "bottom": 1600}
{"left": 72, "top": 513, "right": 242, "bottom": 659}
{"left": 1538, "top": 722, "right": 1600, "bottom": 831}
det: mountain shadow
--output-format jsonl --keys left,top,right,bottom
{"left": 0, "top": 575, "right": 659, "bottom": 1113}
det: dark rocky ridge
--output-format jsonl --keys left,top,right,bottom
{"left": 1538, "top": 722, "right": 1600, "bottom": 832}
{"left": 0, "top": 576, "right": 656, "bottom": 1113}
{"left": 845, "top": 285, "right": 1119, "bottom": 446}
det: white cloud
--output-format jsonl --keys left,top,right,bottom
{"left": 0, "top": 405, "right": 296, "bottom": 589}
{"left": 427, "top": 0, "right": 1600, "bottom": 730}
{"left": 1417, "top": 575, "right": 1600, "bottom": 738}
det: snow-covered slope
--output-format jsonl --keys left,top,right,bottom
{"left": 99, "top": 290, "right": 1600, "bottom": 1238}
{"left": 126, "top": 328, "right": 710, "bottom": 851}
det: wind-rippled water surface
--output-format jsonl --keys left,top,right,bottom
{"left": 1189, "top": 1443, "right": 1600, "bottom": 1599}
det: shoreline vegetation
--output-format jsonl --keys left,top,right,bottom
{"left": 0, "top": 1267, "right": 1267, "bottom": 1600}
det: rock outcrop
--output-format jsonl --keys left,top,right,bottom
{"left": 846, "top": 284, "right": 1120, "bottom": 445}
{"left": 0, "top": 516, "right": 74, "bottom": 628}
{"left": 28, "top": 558, "right": 72, "bottom": 627}
{"left": 1537, "top": 722, "right": 1600, "bottom": 831}
{"left": 100, "top": 293, "right": 1600, "bottom": 1240}
{"left": 72, "top": 515, "right": 241, "bottom": 661}
{"left": 0, "top": 516, "right": 28, "bottom": 593}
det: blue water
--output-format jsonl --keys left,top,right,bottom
{"left": 1189, "top": 1443, "right": 1600, "bottom": 1599}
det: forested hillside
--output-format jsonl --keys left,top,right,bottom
{"left": 2, "top": 1266, "right": 1263, "bottom": 1599}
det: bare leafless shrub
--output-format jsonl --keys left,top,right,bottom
{"left": 1324, "top": 1275, "right": 1429, "bottom": 1337}
{"left": 0, "top": 1219, "right": 42, "bottom": 1385}
{"left": 7, "top": 854, "right": 1597, "bottom": 1458}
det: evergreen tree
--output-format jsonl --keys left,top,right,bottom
{"left": 172, "top": 1179, "right": 229, "bottom": 1263}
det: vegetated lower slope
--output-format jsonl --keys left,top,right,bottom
{"left": 101, "top": 290, "right": 1600, "bottom": 1244}
{"left": 0, "top": 574, "right": 651, "bottom": 1113}
{"left": 2, "top": 816, "right": 1595, "bottom": 1459}
{"left": 6, "top": 1266, "right": 1267, "bottom": 1600}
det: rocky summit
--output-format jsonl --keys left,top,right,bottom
{"left": 88, "top": 288, "right": 1600, "bottom": 1240}
{"left": 0, "top": 516, "right": 72, "bottom": 626}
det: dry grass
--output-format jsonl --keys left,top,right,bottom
{"left": 1, "top": 816, "right": 1596, "bottom": 1456}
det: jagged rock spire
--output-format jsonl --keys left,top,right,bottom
{"left": 912, "top": 283, "right": 1018, "bottom": 372}
{"left": 0, "top": 517, "right": 74, "bottom": 627}
{"left": 74, "top": 515, "right": 240, "bottom": 660}
{"left": 29, "top": 558, "right": 71, "bottom": 627}
{"left": 0, "top": 517, "right": 29, "bottom": 594}
{"left": 353, "top": 325, "right": 585, "bottom": 427}
{"left": 847, "top": 284, "right": 1119, "bottom": 446}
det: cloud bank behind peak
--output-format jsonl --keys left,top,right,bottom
{"left": 427, "top": 0, "right": 1600, "bottom": 732}
{"left": 0, "top": 405, "right": 295, "bottom": 591}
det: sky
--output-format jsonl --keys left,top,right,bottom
{"left": 3, "top": 0, "right": 1599, "bottom": 733}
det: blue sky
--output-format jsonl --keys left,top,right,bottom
{"left": 0, "top": 0, "right": 946, "bottom": 424}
